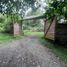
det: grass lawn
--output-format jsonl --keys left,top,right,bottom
{"left": 24, "top": 31, "right": 44, "bottom": 37}
{"left": 40, "top": 37, "right": 67, "bottom": 63}
{"left": 0, "top": 33, "right": 23, "bottom": 46}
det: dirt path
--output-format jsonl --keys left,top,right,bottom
{"left": 0, "top": 36, "right": 66, "bottom": 67}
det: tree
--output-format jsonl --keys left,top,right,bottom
{"left": 0, "top": 0, "right": 37, "bottom": 33}
{"left": 0, "top": 0, "right": 36, "bottom": 16}
{"left": 45, "top": 0, "right": 67, "bottom": 21}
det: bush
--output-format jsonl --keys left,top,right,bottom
{"left": 0, "top": 13, "right": 22, "bottom": 33}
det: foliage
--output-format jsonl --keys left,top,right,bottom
{"left": 0, "top": 14, "right": 11, "bottom": 32}
{"left": 45, "top": 0, "right": 67, "bottom": 21}
{"left": 23, "top": 20, "right": 44, "bottom": 31}
{"left": 0, "top": 0, "right": 36, "bottom": 16}
{"left": 10, "top": 13, "right": 22, "bottom": 22}
{"left": 0, "top": 13, "right": 22, "bottom": 33}
{"left": 0, "top": 0, "right": 37, "bottom": 33}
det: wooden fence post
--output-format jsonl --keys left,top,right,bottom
{"left": 44, "top": 19, "right": 47, "bottom": 37}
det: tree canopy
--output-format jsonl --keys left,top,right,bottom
{"left": 45, "top": 0, "right": 67, "bottom": 21}
{"left": 0, "top": 0, "right": 36, "bottom": 16}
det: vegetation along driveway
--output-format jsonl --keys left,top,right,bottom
{"left": 0, "top": 36, "right": 66, "bottom": 67}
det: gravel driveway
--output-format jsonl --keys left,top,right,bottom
{"left": 0, "top": 36, "right": 66, "bottom": 67}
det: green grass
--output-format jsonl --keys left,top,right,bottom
{"left": 0, "top": 33, "right": 23, "bottom": 46}
{"left": 24, "top": 31, "right": 44, "bottom": 37}
{"left": 40, "top": 37, "right": 67, "bottom": 63}
{"left": 0, "top": 34, "right": 13, "bottom": 42}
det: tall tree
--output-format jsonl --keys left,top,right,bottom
{"left": 0, "top": 0, "right": 36, "bottom": 16}
{"left": 45, "top": 0, "right": 67, "bottom": 21}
